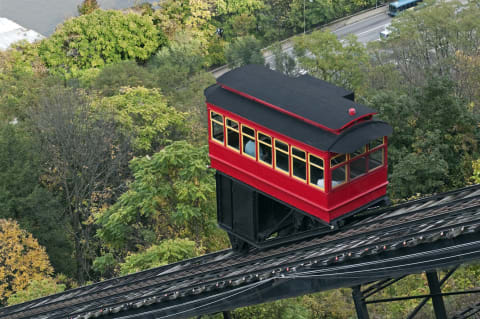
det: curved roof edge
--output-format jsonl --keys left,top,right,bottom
{"left": 328, "top": 120, "right": 393, "bottom": 153}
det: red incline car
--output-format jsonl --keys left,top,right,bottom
{"left": 205, "top": 65, "right": 392, "bottom": 250}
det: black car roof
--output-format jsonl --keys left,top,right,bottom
{"left": 216, "top": 65, "right": 376, "bottom": 132}
{"left": 205, "top": 82, "right": 392, "bottom": 154}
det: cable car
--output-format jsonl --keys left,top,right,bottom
{"left": 205, "top": 65, "right": 392, "bottom": 250}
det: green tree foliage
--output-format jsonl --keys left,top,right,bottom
{"left": 30, "top": 87, "right": 132, "bottom": 283}
{"left": 148, "top": 33, "right": 206, "bottom": 83}
{"left": 147, "top": 36, "right": 216, "bottom": 140}
{"left": 0, "top": 46, "right": 52, "bottom": 121}
{"left": 371, "top": 0, "right": 480, "bottom": 108}
{"left": 7, "top": 278, "right": 66, "bottom": 306}
{"left": 371, "top": 78, "right": 478, "bottom": 199}
{"left": 225, "top": 35, "right": 265, "bottom": 67}
{"left": 0, "top": 123, "right": 73, "bottom": 276}
{"left": 232, "top": 297, "right": 311, "bottom": 319}
{"left": 77, "top": 0, "right": 99, "bottom": 15}
{"left": 95, "top": 87, "right": 188, "bottom": 154}
{"left": 294, "top": 31, "right": 369, "bottom": 93}
{"left": 96, "top": 141, "right": 227, "bottom": 253}
{"left": 215, "top": 0, "right": 264, "bottom": 39}
{"left": 270, "top": 43, "right": 297, "bottom": 76}
{"left": 38, "top": 10, "right": 166, "bottom": 76}
{"left": 89, "top": 61, "right": 157, "bottom": 96}
{"left": 0, "top": 219, "right": 54, "bottom": 304}
{"left": 255, "top": 0, "right": 294, "bottom": 42}
{"left": 118, "top": 238, "right": 203, "bottom": 275}
{"left": 287, "top": 0, "right": 377, "bottom": 35}
{"left": 153, "top": 0, "right": 216, "bottom": 55}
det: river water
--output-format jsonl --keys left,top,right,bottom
{"left": 0, "top": 0, "right": 155, "bottom": 36}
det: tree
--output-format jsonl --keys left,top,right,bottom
{"left": 148, "top": 32, "right": 206, "bottom": 79}
{"left": 147, "top": 35, "right": 216, "bottom": 141}
{"left": 153, "top": 0, "right": 216, "bottom": 55}
{"left": 294, "top": 31, "right": 369, "bottom": 93}
{"left": 0, "top": 219, "right": 53, "bottom": 304}
{"left": 225, "top": 35, "right": 265, "bottom": 67}
{"left": 270, "top": 43, "right": 297, "bottom": 76}
{"left": 0, "top": 122, "right": 73, "bottom": 276}
{"left": 214, "top": 0, "right": 264, "bottom": 39}
{"left": 370, "top": 0, "right": 480, "bottom": 107}
{"left": 89, "top": 60, "right": 157, "bottom": 97}
{"left": 118, "top": 238, "right": 203, "bottom": 275}
{"left": 94, "top": 87, "right": 188, "bottom": 154}
{"left": 77, "top": 0, "right": 99, "bottom": 15}
{"left": 0, "top": 45, "right": 52, "bottom": 121}
{"left": 7, "top": 278, "right": 66, "bottom": 306}
{"left": 370, "top": 78, "right": 478, "bottom": 199}
{"left": 38, "top": 10, "right": 166, "bottom": 76}
{"left": 29, "top": 87, "right": 132, "bottom": 283}
{"left": 96, "top": 141, "right": 228, "bottom": 254}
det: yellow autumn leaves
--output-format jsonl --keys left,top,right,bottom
{"left": 0, "top": 219, "right": 53, "bottom": 303}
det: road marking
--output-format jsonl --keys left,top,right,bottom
{"left": 355, "top": 24, "right": 389, "bottom": 37}
{"left": 334, "top": 12, "right": 387, "bottom": 32}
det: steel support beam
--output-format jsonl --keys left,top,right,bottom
{"left": 426, "top": 271, "right": 447, "bottom": 319}
{"left": 407, "top": 267, "right": 457, "bottom": 319}
{"left": 352, "top": 286, "right": 370, "bottom": 319}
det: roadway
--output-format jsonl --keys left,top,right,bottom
{"left": 213, "top": 6, "right": 392, "bottom": 77}
{"left": 334, "top": 10, "right": 391, "bottom": 44}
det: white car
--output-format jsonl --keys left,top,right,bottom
{"left": 379, "top": 23, "right": 393, "bottom": 39}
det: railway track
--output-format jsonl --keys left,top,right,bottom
{"left": 3, "top": 184, "right": 480, "bottom": 319}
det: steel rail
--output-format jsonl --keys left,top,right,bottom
{"left": 8, "top": 196, "right": 480, "bottom": 319}
{"left": 4, "top": 187, "right": 480, "bottom": 319}
{"left": 0, "top": 249, "right": 233, "bottom": 317}
{"left": 40, "top": 204, "right": 480, "bottom": 318}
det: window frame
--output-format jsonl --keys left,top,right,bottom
{"left": 308, "top": 154, "right": 325, "bottom": 191}
{"left": 291, "top": 146, "right": 307, "bottom": 183}
{"left": 241, "top": 124, "right": 256, "bottom": 160}
{"left": 210, "top": 111, "right": 224, "bottom": 145}
{"left": 225, "top": 117, "right": 240, "bottom": 152}
{"left": 257, "top": 131, "right": 273, "bottom": 167}
{"left": 349, "top": 145, "right": 366, "bottom": 160}
{"left": 367, "top": 147, "right": 385, "bottom": 172}
{"left": 330, "top": 153, "right": 347, "bottom": 168}
{"left": 368, "top": 136, "right": 385, "bottom": 152}
{"left": 274, "top": 138, "right": 290, "bottom": 175}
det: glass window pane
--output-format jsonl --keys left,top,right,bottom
{"left": 258, "top": 133, "right": 271, "bottom": 145}
{"left": 331, "top": 165, "right": 346, "bottom": 188}
{"left": 243, "top": 136, "right": 255, "bottom": 157}
{"left": 226, "top": 119, "right": 238, "bottom": 129}
{"left": 259, "top": 143, "right": 272, "bottom": 164}
{"left": 212, "top": 121, "right": 223, "bottom": 142}
{"left": 331, "top": 154, "right": 346, "bottom": 166}
{"left": 227, "top": 128, "right": 239, "bottom": 150}
{"left": 211, "top": 112, "right": 222, "bottom": 122}
{"left": 292, "top": 157, "right": 306, "bottom": 180}
{"left": 309, "top": 155, "right": 324, "bottom": 168}
{"left": 276, "top": 150, "right": 289, "bottom": 172}
{"left": 310, "top": 165, "right": 324, "bottom": 189}
{"left": 350, "top": 146, "right": 366, "bottom": 158}
{"left": 350, "top": 156, "right": 367, "bottom": 180}
{"left": 242, "top": 126, "right": 254, "bottom": 137}
{"left": 369, "top": 137, "right": 384, "bottom": 150}
{"left": 369, "top": 149, "right": 383, "bottom": 170}
{"left": 275, "top": 140, "right": 288, "bottom": 152}
{"left": 292, "top": 147, "right": 305, "bottom": 159}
